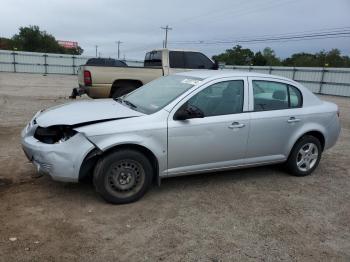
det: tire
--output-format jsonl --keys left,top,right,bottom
{"left": 93, "top": 149, "right": 153, "bottom": 204}
{"left": 286, "top": 135, "right": 322, "bottom": 176}
{"left": 111, "top": 85, "right": 137, "bottom": 98}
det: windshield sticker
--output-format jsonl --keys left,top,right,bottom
{"left": 181, "top": 79, "right": 202, "bottom": 85}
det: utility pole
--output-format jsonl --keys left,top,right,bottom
{"left": 115, "top": 41, "right": 122, "bottom": 59}
{"left": 161, "top": 25, "right": 172, "bottom": 48}
{"left": 95, "top": 45, "right": 98, "bottom": 57}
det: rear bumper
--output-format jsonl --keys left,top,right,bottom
{"left": 325, "top": 115, "right": 341, "bottom": 150}
{"left": 21, "top": 127, "right": 95, "bottom": 182}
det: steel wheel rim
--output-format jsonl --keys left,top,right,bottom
{"left": 105, "top": 159, "right": 145, "bottom": 198}
{"left": 296, "top": 143, "right": 319, "bottom": 172}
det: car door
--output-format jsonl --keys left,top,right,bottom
{"left": 246, "top": 77, "right": 304, "bottom": 161}
{"left": 166, "top": 77, "right": 250, "bottom": 176}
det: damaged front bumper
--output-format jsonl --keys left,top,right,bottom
{"left": 21, "top": 126, "right": 95, "bottom": 182}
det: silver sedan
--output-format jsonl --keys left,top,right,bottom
{"left": 21, "top": 71, "right": 341, "bottom": 204}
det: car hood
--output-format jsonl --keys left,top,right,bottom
{"left": 35, "top": 99, "right": 144, "bottom": 127}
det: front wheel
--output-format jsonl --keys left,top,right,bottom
{"left": 286, "top": 135, "right": 322, "bottom": 176}
{"left": 93, "top": 150, "right": 153, "bottom": 204}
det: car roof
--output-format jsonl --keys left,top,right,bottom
{"left": 175, "top": 70, "right": 295, "bottom": 83}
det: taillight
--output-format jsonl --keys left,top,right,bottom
{"left": 83, "top": 70, "right": 92, "bottom": 86}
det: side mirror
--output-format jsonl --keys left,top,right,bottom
{"left": 174, "top": 103, "right": 204, "bottom": 120}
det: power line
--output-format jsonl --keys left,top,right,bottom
{"left": 232, "top": 31, "right": 350, "bottom": 44}
{"left": 94, "top": 26, "right": 350, "bottom": 57}
{"left": 161, "top": 25, "right": 172, "bottom": 48}
{"left": 221, "top": 27, "right": 350, "bottom": 43}
{"left": 110, "top": 0, "right": 294, "bottom": 55}
{"left": 170, "top": 35, "right": 350, "bottom": 46}
{"left": 169, "top": 30, "right": 350, "bottom": 46}
{"left": 170, "top": 28, "right": 350, "bottom": 42}
{"left": 187, "top": 26, "right": 350, "bottom": 43}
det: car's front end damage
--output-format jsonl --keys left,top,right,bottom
{"left": 21, "top": 100, "right": 145, "bottom": 182}
{"left": 21, "top": 118, "right": 96, "bottom": 182}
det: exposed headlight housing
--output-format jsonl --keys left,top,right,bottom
{"left": 34, "top": 125, "right": 77, "bottom": 144}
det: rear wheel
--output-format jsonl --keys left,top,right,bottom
{"left": 286, "top": 135, "right": 322, "bottom": 176}
{"left": 93, "top": 149, "right": 153, "bottom": 204}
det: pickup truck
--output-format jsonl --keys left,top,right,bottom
{"left": 75, "top": 49, "right": 218, "bottom": 98}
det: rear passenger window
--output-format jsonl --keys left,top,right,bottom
{"left": 253, "top": 81, "right": 303, "bottom": 111}
{"left": 253, "top": 81, "right": 288, "bottom": 111}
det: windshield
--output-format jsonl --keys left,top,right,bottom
{"left": 121, "top": 75, "right": 203, "bottom": 114}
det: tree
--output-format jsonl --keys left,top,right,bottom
{"left": 323, "top": 49, "right": 346, "bottom": 67}
{"left": 262, "top": 47, "right": 281, "bottom": 65}
{"left": 212, "top": 45, "right": 254, "bottom": 65}
{"left": 3, "top": 25, "right": 83, "bottom": 55}
{"left": 12, "top": 25, "right": 61, "bottom": 53}
{"left": 213, "top": 45, "right": 282, "bottom": 66}
{"left": 0, "top": 37, "right": 14, "bottom": 50}
{"left": 252, "top": 51, "right": 267, "bottom": 66}
{"left": 213, "top": 45, "right": 350, "bottom": 68}
{"left": 282, "top": 52, "right": 319, "bottom": 67}
{"left": 282, "top": 49, "right": 350, "bottom": 67}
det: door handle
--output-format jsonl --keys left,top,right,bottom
{"left": 287, "top": 117, "right": 301, "bottom": 123}
{"left": 228, "top": 122, "right": 245, "bottom": 129}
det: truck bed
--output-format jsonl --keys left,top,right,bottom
{"left": 78, "top": 65, "right": 164, "bottom": 98}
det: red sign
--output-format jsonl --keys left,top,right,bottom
{"left": 58, "top": 40, "right": 78, "bottom": 49}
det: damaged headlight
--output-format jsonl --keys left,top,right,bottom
{"left": 34, "top": 125, "right": 77, "bottom": 144}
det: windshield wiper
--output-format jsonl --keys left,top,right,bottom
{"left": 113, "top": 97, "right": 137, "bottom": 109}
{"left": 123, "top": 99, "right": 137, "bottom": 109}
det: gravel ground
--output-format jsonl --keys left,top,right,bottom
{"left": 0, "top": 72, "right": 349, "bottom": 262}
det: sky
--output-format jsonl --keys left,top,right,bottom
{"left": 1, "top": 0, "right": 350, "bottom": 60}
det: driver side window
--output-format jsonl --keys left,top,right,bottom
{"left": 188, "top": 80, "right": 244, "bottom": 117}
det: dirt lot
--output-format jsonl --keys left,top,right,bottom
{"left": 0, "top": 72, "right": 349, "bottom": 261}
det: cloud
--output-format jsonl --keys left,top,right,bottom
{"left": 1, "top": 0, "right": 349, "bottom": 59}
